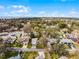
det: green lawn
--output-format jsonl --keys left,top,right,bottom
{"left": 27, "top": 42, "right": 32, "bottom": 48}
{"left": 23, "top": 52, "right": 38, "bottom": 59}
{"left": 36, "top": 43, "right": 45, "bottom": 48}
{"left": 45, "top": 53, "right": 48, "bottom": 59}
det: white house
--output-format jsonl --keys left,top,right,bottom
{"left": 31, "top": 38, "right": 37, "bottom": 48}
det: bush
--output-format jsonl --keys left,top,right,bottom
{"left": 4, "top": 51, "right": 18, "bottom": 59}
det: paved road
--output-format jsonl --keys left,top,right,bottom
{"left": 7, "top": 47, "right": 45, "bottom": 52}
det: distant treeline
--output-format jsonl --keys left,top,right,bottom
{"left": 0, "top": 17, "right": 79, "bottom": 21}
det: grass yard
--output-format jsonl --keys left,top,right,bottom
{"left": 23, "top": 52, "right": 38, "bottom": 59}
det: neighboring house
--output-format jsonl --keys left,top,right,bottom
{"left": 47, "top": 38, "right": 57, "bottom": 44}
{"left": 60, "top": 39, "right": 75, "bottom": 49}
{"left": 31, "top": 38, "right": 37, "bottom": 48}
{"left": 3, "top": 36, "right": 16, "bottom": 44}
{"left": 0, "top": 33, "right": 16, "bottom": 44}
{"left": 60, "top": 39, "right": 72, "bottom": 44}
{"left": 67, "top": 34, "right": 77, "bottom": 42}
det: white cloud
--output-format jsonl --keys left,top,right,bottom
{"left": 11, "top": 5, "right": 27, "bottom": 9}
{"left": 1, "top": 5, "right": 79, "bottom": 18}
{"left": 38, "top": 11, "right": 65, "bottom": 17}
{"left": 39, "top": 11, "right": 46, "bottom": 14}
{"left": 54, "top": 0, "right": 67, "bottom": 2}
{"left": 68, "top": 9, "right": 79, "bottom": 17}
{"left": 0, "top": 5, "right": 4, "bottom": 9}
{"left": 54, "top": 0, "right": 76, "bottom": 2}
{"left": 10, "top": 5, "right": 31, "bottom": 13}
{"left": 70, "top": 9, "right": 77, "bottom": 14}
{"left": 37, "top": 11, "right": 63, "bottom": 17}
{"left": 37, "top": 9, "right": 79, "bottom": 17}
{"left": 2, "top": 5, "right": 31, "bottom": 17}
{"left": 38, "top": 11, "right": 49, "bottom": 17}
{"left": 51, "top": 11, "right": 65, "bottom": 17}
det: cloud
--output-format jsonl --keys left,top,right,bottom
{"left": 10, "top": 5, "right": 31, "bottom": 13}
{"left": 68, "top": 9, "right": 79, "bottom": 17}
{"left": 0, "top": 5, "right": 79, "bottom": 18}
{"left": 0, "top": 5, "right": 31, "bottom": 17}
{"left": 39, "top": 11, "right": 46, "bottom": 14}
{"left": 54, "top": 0, "right": 76, "bottom": 2}
{"left": 11, "top": 5, "right": 27, "bottom": 9}
{"left": 70, "top": 9, "right": 77, "bottom": 14}
{"left": 38, "top": 11, "right": 50, "bottom": 17}
{"left": 51, "top": 11, "right": 65, "bottom": 17}
{"left": 0, "top": 5, "right": 4, "bottom": 9}
{"left": 54, "top": 0, "right": 67, "bottom": 2}
{"left": 38, "top": 11, "right": 65, "bottom": 17}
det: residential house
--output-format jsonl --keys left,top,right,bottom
{"left": 60, "top": 39, "right": 75, "bottom": 49}
{"left": 31, "top": 38, "right": 37, "bottom": 48}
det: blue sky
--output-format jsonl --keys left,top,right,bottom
{"left": 0, "top": 0, "right": 79, "bottom": 17}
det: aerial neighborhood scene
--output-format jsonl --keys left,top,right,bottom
{"left": 0, "top": 0, "right": 79, "bottom": 59}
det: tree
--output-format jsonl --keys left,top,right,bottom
{"left": 0, "top": 38, "right": 3, "bottom": 44}
{"left": 51, "top": 39, "right": 69, "bottom": 58}
{"left": 17, "top": 23, "right": 24, "bottom": 29}
{"left": 58, "top": 23, "right": 68, "bottom": 29}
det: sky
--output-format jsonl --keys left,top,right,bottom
{"left": 0, "top": 0, "right": 79, "bottom": 17}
